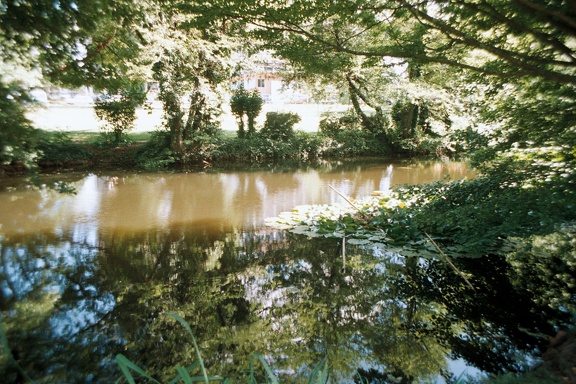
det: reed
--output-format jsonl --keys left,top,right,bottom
{"left": 116, "top": 312, "right": 329, "bottom": 384}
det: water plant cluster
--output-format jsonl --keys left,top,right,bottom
{"left": 268, "top": 146, "right": 576, "bottom": 262}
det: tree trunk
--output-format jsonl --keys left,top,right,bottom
{"left": 346, "top": 74, "right": 387, "bottom": 133}
{"left": 184, "top": 91, "right": 206, "bottom": 138}
{"left": 399, "top": 103, "right": 418, "bottom": 139}
{"left": 347, "top": 76, "right": 373, "bottom": 130}
{"left": 163, "top": 91, "right": 184, "bottom": 153}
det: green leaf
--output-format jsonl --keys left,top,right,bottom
{"left": 250, "top": 353, "right": 279, "bottom": 384}
{"left": 308, "top": 356, "right": 328, "bottom": 384}
{"left": 165, "top": 312, "right": 210, "bottom": 384}
{"left": 116, "top": 354, "right": 162, "bottom": 384}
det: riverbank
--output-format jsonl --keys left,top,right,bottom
{"left": 2, "top": 124, "right": 407, "bottom": 176}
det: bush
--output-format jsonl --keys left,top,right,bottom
{"left": 213, "top": 130, "right": 322, "bottom": 162}
{"left": 260, "top": 112, "right": 301, "bottom": 141}
{"left": 318, "top": 113, "right": 388, "bottom": 157}
{"left": 134, "top": 131, "right": 179, "bottom": 170}
{"left": 230, "top": 87, "right": 264, "bottom": 137}
{"left": 135, "top": 130, "right": 227, "bottom": 170}
{"left": 181, "top": 130, "right": 226, "bottom": 166}
{"left": 0, "top": 80, "right": 42, "bottom": 172}
{"left": 36, "top": 132, "right": 92, "bottom": 165}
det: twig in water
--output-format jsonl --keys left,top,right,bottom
{"left": 328, "top": 184, "right": 372, "bottom": 223}
{"left": 342, "top": 236, "right": 346, "bottom": 273}
{"left": 424, "top": 232, "right": 476, "bottom": 292}
{"left": 329, "top": 184, "right": 360, "bottom": 210}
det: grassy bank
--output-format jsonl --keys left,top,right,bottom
{"left": 28, "top": 128, "right": 407, "bottom": 173}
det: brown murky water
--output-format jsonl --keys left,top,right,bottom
{"left": 0, "top": 159, "right": 474, "bottom": 238}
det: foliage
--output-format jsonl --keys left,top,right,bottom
{"left": 134, "top": 131, "right": 180, "bottom": 170}
{"left": 0, "top": 80, "right": 41, "bottom": 173}
{"left": 94, "top": 86, "right": 147, "bottom": 144}
{"left": 0, "top": 0, "right": 151, "bottom": 174}
{"left": 212, "top": 0, "right": 576, "bottom": 85}
{"left": 151, "top": 23, "right": 234, "bottom": 161}
{"left": 115, "top": 312, "right": 329, "bottom": 383}
{"left": 0, "top": 0, "right": 150, "bottom": 87}
{"left": 260, "top": 112, "right": 301, "bottom": 141}
{"left": 134, "top": 130, "right": 228, "bottom": 170}
{"left": 36, "top": 132, "right": 92, "bottom": 165}
{"left": 319, "top": 114, "right": 390, "bottom": 157}
{"left": 269, "top": 145, "right": 576, "bottom": 260}
{"left": 216, "top": 134, "right": 312, "bottom": 162}
{"left": 230, "top": 87, "right": 264, "bottom": 138}
{"left": 466, "top": 78, "right": 576, "bottom": 165}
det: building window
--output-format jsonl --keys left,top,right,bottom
{"left": 257, "top": 78, "right": 265, "bottom": 87}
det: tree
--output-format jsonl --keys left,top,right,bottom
{"left": 142, "top": 1, "right": 240, "bottom": 164}
{"left": 0, "top": 0, "right": 152, "bottom": 168}
{"left": 0, "top": 0, "right": 151, "bottom": 87}
{"left": 151, "top": 44, "right": 228, "bottom": 155}
{"left": 188, "top": 0, "right": 472, "bottom": 154}
{"left": 0, "top": 80, "right": 41, "bottom": 173}
{"left": 228, "top": 0, "right": 575, "bottom": 85}
{"left": 230, "top": 86, "right": 264, "bottom": 138}
{"left": 94, "top": 85, "right": 147, "bottom": 144}
{"left": 189, "top": 0, "right": 575, "bottom": 133}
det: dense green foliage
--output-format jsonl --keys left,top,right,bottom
{"left": 36, "top": 132, "right": 92, "bottom": 165}
{"left": 0, "top": 80, "right": 41, "bottom": 173}
{"left": 260, "top": 112, "right": 300, "bottom": 141}
{"left": 0, "top": 0, "right": 150, "bottom": 169}
{"left": 135, "top": 127, "right": 387, "bottom": 168}
{"left": 94, "top": 86, "right": 148, "bottom": 144}
{"left": 269, "top": 146, "right": 576, "bottom": 273}
{"left": 230, "top": 87, "right": 265, "bottom": 138}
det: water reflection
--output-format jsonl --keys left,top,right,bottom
{"left": 2, "top": 160, "right": 573, "bottom": 383}
{"left": 0, "top": 159, "right": 474, "bottom": 237}
{"left": 1, "top": 227, "right": 573, "bottom": 383}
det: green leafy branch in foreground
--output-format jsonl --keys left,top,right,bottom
{"left": 116, "top": 312, "right": 329, "bottom": 384}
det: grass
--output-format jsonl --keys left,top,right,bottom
{"left": 58, "top": 131, "right": 154, "bottom": 144}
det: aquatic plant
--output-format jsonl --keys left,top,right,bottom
{"left": 116, "top": 312, "right": 329, "bottom": 384}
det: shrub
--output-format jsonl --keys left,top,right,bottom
{"left": 36, "top": 132, "right": 92, "bottom": 165}
{"left": 318, "top": 113, "right": 387, "bottom": 157}
{"left": 94, "top": 91, "right": 144, "bottom": 144}
{"left": 134, "top": 131, "right": 178, "bottom": 170}
{"left": 230, "top": 87, "right": 264, "bottom": 138}
{"left": 260, "top": 112, "right": 301, "bottom": 141}
{"left": 135, "top": 129, "right": 227, "bottom": 170}
{"left": 0, "top": 80, "right": 42, "bottom": 172}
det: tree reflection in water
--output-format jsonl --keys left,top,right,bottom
{"left": 0, "top": 226, "right": 574, "bottom": 383}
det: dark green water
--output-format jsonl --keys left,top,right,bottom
{"left": 0, "top": 159, "right": 573, "bottom": 383}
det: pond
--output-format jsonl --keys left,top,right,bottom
{"left": 0, "top": 159, "right": 572, "bottom": 383}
